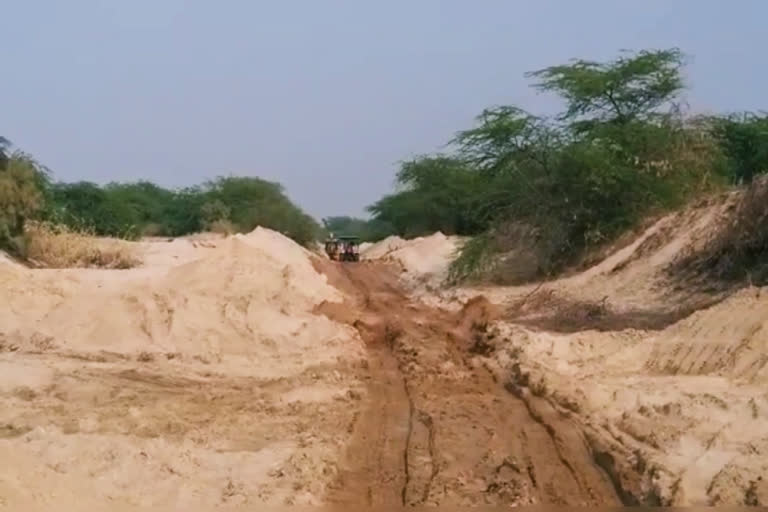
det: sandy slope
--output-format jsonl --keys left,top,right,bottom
{"left": 356, "top": 199, "right": 768, "bottom": 505}
{"left": 454, "top": 198, "right": 768, "bottom": 506}
{"left": 0, "top": 228, "right": 367, "bottom": 507}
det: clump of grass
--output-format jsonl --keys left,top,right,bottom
{"left": 23, "top": 221, "right": 141, "bottom": 269}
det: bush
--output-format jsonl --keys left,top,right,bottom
{"left": 201, "top": 176, "right": 321, "bottom": 246}
{"left": 23, "top": 221, "right": 141, "bottom": 269}
{"left": 0, "top": 150, "right": 50, "bottom": 253}
{"left": 367, "top": 156, "right": 486, "bottom": 238}
{"left": 43, "top": 176, "right": 321, "bottom": 246}
{"left": 711, "top": 112, "right": 768, "bottom": 184}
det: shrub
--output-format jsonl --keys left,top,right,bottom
{"left": 0, "top": 152, "right": 50, "bottom": 252}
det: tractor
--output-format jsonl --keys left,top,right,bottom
{"left": 324, "top": 235, "right": 360, "bottom": 262}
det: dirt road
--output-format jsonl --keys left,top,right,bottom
{"left": 315, "top": 260, "right": 621, "bottom": 507}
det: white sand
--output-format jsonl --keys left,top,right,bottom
{"left": 362, "top": 232, "right": 463, "bottom": 288}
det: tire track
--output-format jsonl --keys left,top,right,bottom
{"left": 316, "top": 260, "right": 621, "bottom": 507}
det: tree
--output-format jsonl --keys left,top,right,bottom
{"left": 527, "top": 48, "right": 685, "bottom": 130}
{"left": 103, "top": 181, "right": 176, "bottom": 230}
{"left": 202, "top": 176, "right": 321, "bottom": 245}
{"left": 367, "top": 156, "right": 485, "bottom": 237}
{"left": 452, "top": 107, "right": 556, "bottom": 177}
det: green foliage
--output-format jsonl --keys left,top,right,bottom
{"left": 162, "top": 187, "right": 206, "bottom": 236}
{"left": 201, "top": 176, "right": 321, "bottom": 245}
{"left": 446, "top": 232, "right": 494, "bottom": 283}
{"left": 0, "top": 146, "right": 51, "bottom": 252}
{"left": 39, "top": 174, "right": 321, "bottom": 245}
{"left": 711, "top": 112, "right": 768, "bottom": 184}
{"left": 0, "top": 136, "right": 322, "bottom": 248}
{"left": 527, "top": 48, "right": 685, "bottom": 128}
{"left": 51, "top": 181, "right": 140, "bottom": 239}
{"left": 368, "top": 156, "right": 485, "bottom": 237}
{"left": 368, "top": 48, "right": 731, "bottom": 283}
{"left": 453, "top": 107, "right": 553, "bottom": 175}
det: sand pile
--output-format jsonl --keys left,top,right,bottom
{"left": 361, "top": 235, "right": 407, "bottom": 259}
{"left": 2, "top": 227, "right": 348, "bottom": 368}
{"left": 363, "top": 233, "right": 463, "bottom": 287}
{"left": 0, "top": 227, "right": 366, "bottom": 507}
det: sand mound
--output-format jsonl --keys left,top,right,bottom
{"left": 361, "top": 235, "right": 407, "bottom": 259}
{"left": 362, "top": 233, "right": 463, "bottom": 287}
{"left": 1, "top": 227, "right": 349, "bottom": 369}
{"left": 0, "top": 227, "right": 366, "bottom": 507}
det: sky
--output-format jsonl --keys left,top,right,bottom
{"left": 3, "top": 1, "right": 767, "bottom": 219}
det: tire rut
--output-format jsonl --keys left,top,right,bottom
{"left": 315, "top": 260, "right": 621, "bottom": 507}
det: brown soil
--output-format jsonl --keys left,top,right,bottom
{"left": 313, "top": 260, "right": 621, "bottom": 506}
{"left": 506, "top": 287, "right": 727, "bottom": 333}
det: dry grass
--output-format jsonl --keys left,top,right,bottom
{"left": 23, "top": 221, "right": 141, "bottom": 269}
{"left": 670, "top": 177, "right": 768, "bottom": 286}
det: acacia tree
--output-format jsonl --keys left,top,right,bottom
{"left": 444, "top": 49, "right": 718, "bottom": 281}
{"left": 527, "top": 48, "right": 685, "bottom": 130}
{"left": 452, "top": 107, "right": 560, "bottom": 178}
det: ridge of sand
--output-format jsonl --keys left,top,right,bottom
{"left": 463, "top": 193, "right": 768, "bottom": 505}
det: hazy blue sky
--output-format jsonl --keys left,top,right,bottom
{"left": 3, "top": 1, "right": 766, "bottom": 218}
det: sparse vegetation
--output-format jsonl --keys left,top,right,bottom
{"left": 671, "top": 177, "right": 768, "bottom": 285}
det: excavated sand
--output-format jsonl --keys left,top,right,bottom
{"left": 0, "top": 228, "right": 366, "bottom": 507}
{"left": 461, "top": 197, "right": 768, "bottom": 505}
{"left": 4, "top": 193, "right": 767, "bottom": 506}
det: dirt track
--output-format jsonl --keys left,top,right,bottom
{"left": 315, "top": 260, "right": 620, "bottom": 506}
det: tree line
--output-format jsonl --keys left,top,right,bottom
{"left": 4, "top": 48, "right": 768, "bottom": 278}
{"left": 0, "top": 141, "right": 320, "bottom": 254}
{"left": 354, "top": 48, "right": 768, "bottom": 281}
